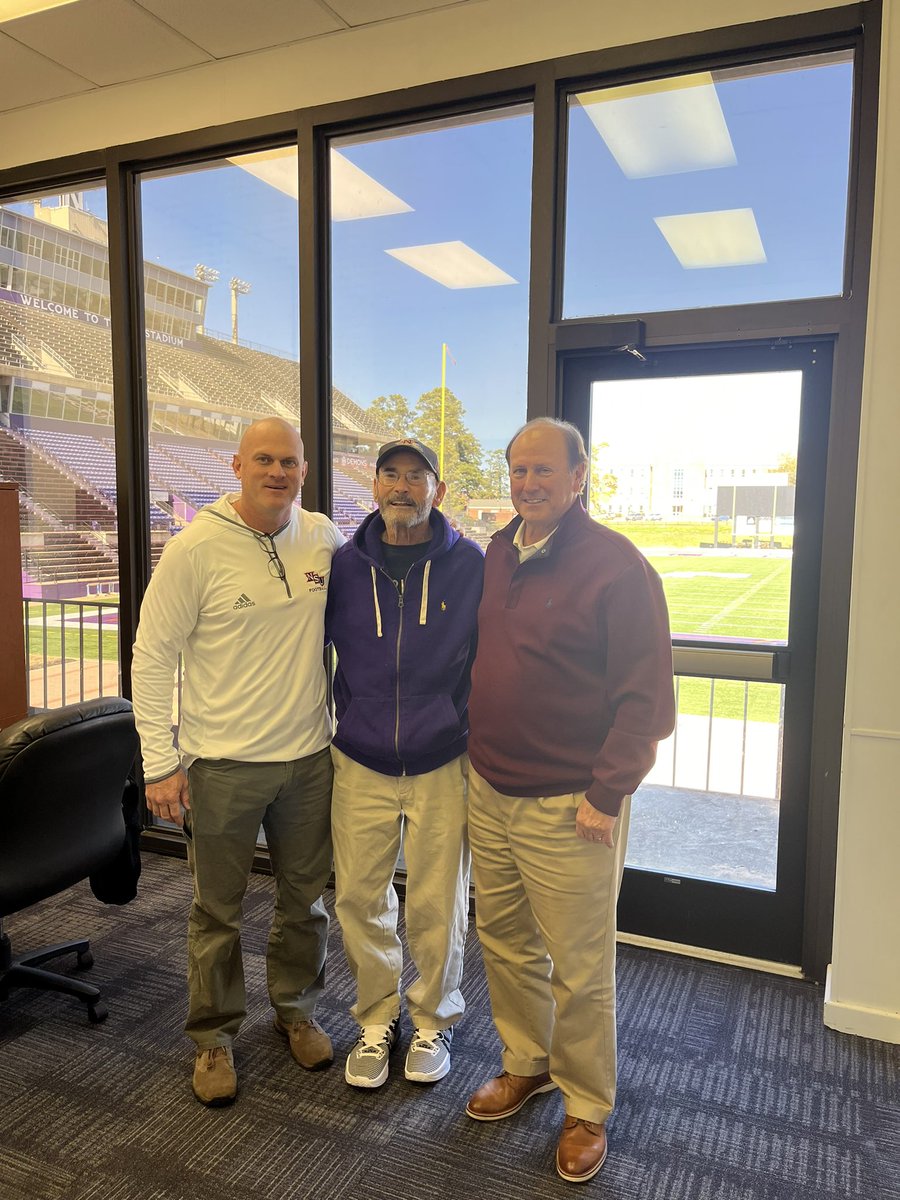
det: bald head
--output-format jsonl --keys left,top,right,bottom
{"left": 237, "top": 417, "right": 304, "bottom": 459}
{"left": 231, "top": 418, "right": 307, "bottom": 533}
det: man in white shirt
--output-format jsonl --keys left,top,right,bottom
{"left": 132, "top": 418, "right": 343, "bottom": 1106}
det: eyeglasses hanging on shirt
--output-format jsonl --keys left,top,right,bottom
{"left": 254, "top": 532, "right": 292, "bottom": 598}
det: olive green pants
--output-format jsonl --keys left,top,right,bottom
{"left": 183, "top": 749, "right": 333, "bottom": 1048}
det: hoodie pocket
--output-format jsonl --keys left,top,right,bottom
{"left": 397, "top": 693, "right": 461, "bottom": 760}
{"left": 337, "top": 694, "right": 461, "bottom": 762}
{"left": 336, "top": 697, "right": 395, "bottom": 760}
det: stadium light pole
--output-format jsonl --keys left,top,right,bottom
{"left": 229, "top": 277, "right": 252, "bottom": 344}
{"left": 194, "top": 264, "right": 219, "bottom": 335}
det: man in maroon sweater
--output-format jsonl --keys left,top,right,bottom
{"left": 465, "top": 418, "right": 675, "bottom": 1184}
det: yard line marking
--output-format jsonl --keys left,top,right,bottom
{"left": 696, "top": 564, "right": 788, "bottom": 635}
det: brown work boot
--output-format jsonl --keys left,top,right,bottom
{"left": 465, "top": 1071, "right": 557, "bottom": 1121}
{"left": 556, "top": 1116, "right": 608, "bottom": 1183}
{"left": 192, "top": 1046, "right": 237, "bottom": 1107}
{"left": 274, "top": 1015, "right": 334, "bottom": 1070}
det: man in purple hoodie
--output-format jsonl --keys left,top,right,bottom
{"left": 326, "top": 439, "right": 484, "bottom": 1090}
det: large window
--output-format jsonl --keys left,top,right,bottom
{"left": 564, "top": 51, "right": 854, "bottom": 318}
{"left": 139, "top": 146, "right": 300, "bottom": 559}
{"left": 329, "top": 106, "right": 533, "bottom": 543}
{"left": 0, "top": 188, "right": 120, "bottom": 710}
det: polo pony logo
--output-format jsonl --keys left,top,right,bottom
{"left": 305, "top": 570, "right": 325, "bottom": 587}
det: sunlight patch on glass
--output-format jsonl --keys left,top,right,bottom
{"left": 575, "top": 73, "right": 736, "bottom": 179}
{"left": 654, "top": 208, "right": 766, "bottom": 269}
{"left": 385, "top": 241, "right": 517, "bottom": 289}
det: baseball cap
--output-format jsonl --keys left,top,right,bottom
{"left": 375, "top": 438, "right": 440, "bottom": 476}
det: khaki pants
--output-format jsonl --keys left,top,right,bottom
{"left": 468, "top": 766, "right": 630, "bottom": 1125}
{"left": 184, "top": 749, "right": 333, "bottom": 1048}
{"left": 331, "top": 746, "right": 470, "bottom": 1029}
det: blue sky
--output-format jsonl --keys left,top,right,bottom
{"left": 79, "top": 54, "right": 854, "bottom": 454}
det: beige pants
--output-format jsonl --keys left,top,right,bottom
{"left": 184, "top": 750, "right": 333, "bottom": 1048}
{"left": 468, "top": 766, "right": 630, "bottom": 1125}
{"left": 331, "top": 746, "right": 470, "bottom": 1029}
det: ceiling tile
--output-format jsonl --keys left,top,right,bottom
{"left": 3, "top": 0, "right": 212, "bottom": 86}
{"left": 0, "top": 29, "right": 94, "bottom": 111}
{"left": 135, "top": 0, "right": 343, "bottom": 59}
{"left": 325, "top": 0, "right": 467, "bottom": 27}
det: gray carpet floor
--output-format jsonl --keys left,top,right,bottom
{"left": 0, "top": 853, "right": 897, "bottom": 1200}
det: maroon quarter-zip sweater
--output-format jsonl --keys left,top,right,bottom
{"left": 468, "top": 501, "right": 675, "bottom": 817}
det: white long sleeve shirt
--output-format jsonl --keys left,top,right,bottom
{"left": 132, "top": 495, "right": 344, "bottom": 782}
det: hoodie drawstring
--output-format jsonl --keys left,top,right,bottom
{"left": 371, "top": 565, "right": 383, "bottom": 638}
{"left": 419, "top": 560, "right": 431, "bottom": 626}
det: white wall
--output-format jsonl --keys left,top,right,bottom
{"left": 0, "top": 0, "right": 895, "bottom": 1040}
{"left": 825, "top": 0, "right": 900, "bottom": 1044}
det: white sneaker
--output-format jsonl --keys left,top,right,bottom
{"left": 404, "top": 1026, "right": 453, "bottom": 1083}
{"left": 344, "top": 1016, "right": 399, "bottom": 1088}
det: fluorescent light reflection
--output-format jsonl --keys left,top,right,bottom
{"left": 227, "top": 148, "right": 412, "bottom": 221}
{"left": 330, "top": 152, "right": 412, "bottom": 221}
{"left": 654, "top": 208, "right": 767, "bottom": 269}
{"left": 0, "top": 0, "right": 79, "bottom": 20}
{"left": 385, "top": 241, "right": 517, "bottom": 289}
{"left": 576, "top": 73, "right": 736, "bottom": 178}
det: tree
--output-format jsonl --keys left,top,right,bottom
{"left": 413, "top": 386, "right": 484, "bottom": 506}
{"left": 771, "top": 453, "right": 797, "bottom": 485}
{"left": 368, "top": 393, "right": 413, "bottom": 438}
{"left": 477, "top": 448, "right": 510, "bottom": 499}
{"left": 589, "top": 444, "right": 617, "bottom": 517}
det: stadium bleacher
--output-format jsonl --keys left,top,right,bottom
{"left": 0, "top": 287, "right": 400, "bottom": 594}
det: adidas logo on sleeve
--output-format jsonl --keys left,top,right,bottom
{"left": 233, "top": 593, "right": 256, "bottom": 610}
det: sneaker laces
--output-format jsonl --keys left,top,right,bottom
{"left": 355, "top": 1023, "right": 393, "bottom": 1058}
{"left": 409, "top": 1028, "right": 447, "bottom": 1055}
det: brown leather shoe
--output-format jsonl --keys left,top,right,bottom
{"left": 192, "top": 1046, "right": 237, "bottom": 1107}
{"left": 556, "top": 1116, "right": 608, "bottom": 1183}
{"left": 465, "top": 1071, "right": 557, "bottom": 1121}
{"left": 274, "top": 1015, "right": 334, "bottom": 1070}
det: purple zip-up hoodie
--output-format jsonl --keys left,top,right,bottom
{"left": 326, "top": 507, "right": 484, "bottom": 777}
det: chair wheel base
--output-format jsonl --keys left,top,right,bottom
{"left": 87, "top": 1002, "right": 108, "bottom": 1023}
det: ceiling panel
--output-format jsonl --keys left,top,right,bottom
{"left": 0, "top": 28, "right": 93, "bottom": 110}
{"left": 325, "top": 0, "right": 468, "bottom": 26}
{"left": 135, "top": 0, "right": 344, "bottom": 59}
{"left": 2, "top": 0, "right": 211, "bottom": 86}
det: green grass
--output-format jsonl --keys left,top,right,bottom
{"left": 646, "top": 553, "right": 791, "bottom": 642}
{"left": 674, "top": 677, "right": 782, "bottom": 723}
{"left": 639, "top": 552, "right": 790, "bottom": 723}
{"left": 605, "top": 518, "right": 793, "bottom": 551}
{"left": 25, "top": 601, "right": 119, "bottom": 665}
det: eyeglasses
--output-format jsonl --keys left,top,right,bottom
{"left": 255, "top": 533, "right": 292, "bottom": 598}
{"left": 377, "top": 467, "right": 434, "bottom": 486}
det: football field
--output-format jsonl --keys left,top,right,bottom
{"left": 647, "top": 552, "right": 792, "bottom": 642}
{"left": 645, "top": 551, "right": 791, "bottom": 723}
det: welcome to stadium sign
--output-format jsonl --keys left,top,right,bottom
{"left": 0, "top": 288, "right": 200, "bottom": 350}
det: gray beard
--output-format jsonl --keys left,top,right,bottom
{"left": 380, "top": 500, "right": 431, "bottom": 531}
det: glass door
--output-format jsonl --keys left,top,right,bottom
{"left": 563, "top": 340, "right": 830, "bottom": 963}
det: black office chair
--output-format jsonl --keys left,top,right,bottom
{"left": 0, "top": 697, "right": 140, "bottom": 1023}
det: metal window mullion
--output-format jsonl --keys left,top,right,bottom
{"left": 79, "top": 601, "right": 85, "bottom": 702}
{"left": 706, "top": 678, "right": 716, "bottom": 792}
